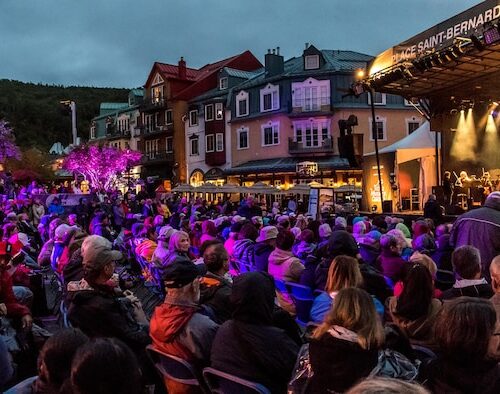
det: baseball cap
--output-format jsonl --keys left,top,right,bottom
{"left": 256, "top": 226, "right": 279, "bottom": 243}
{"left": 81, "top": 235, "right": 122, "bottom": 270}
{"left": 162, "top": 262, "right": 207, "bottom": 288}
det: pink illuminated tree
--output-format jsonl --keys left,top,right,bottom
{"left": 63, "top": 144, "right": 142, "bottom": 191}
{"left": 0, "top": 120, "right": 21, "bottom": 162}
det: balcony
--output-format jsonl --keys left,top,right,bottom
{"left": 288, "top": 137, "right": 334, "bottom": 155}
{"left": 140, "top": 98, "right": 166, "bottom": 112}
{"left": 107, "top": 129, "right": 131, "bottom": 140}
{"left": 142, "top": 123, "right": 173, "bottom": 136}
{"left": 141, "top": 152, "right": 174, "bottom": 164}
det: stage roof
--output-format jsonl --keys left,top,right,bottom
{"left": 365, "top": 0, "right": 500, "bottom": 112}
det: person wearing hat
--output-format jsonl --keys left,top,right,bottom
{"left": 254, "top": 226, "right": 278, "bottom": 272}
{"left": 151, "top": 225, "right": 177, "bottom": 266}
{"left": 67, "top": 235, "right": 150, "bottom": 356}
{"left": 450, "top": 191, "right": 500, "bottom": 279}
{"left": 149, "top": 261, "right": 217, "bottom": 369}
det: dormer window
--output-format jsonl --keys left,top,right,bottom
{"left": 219, "top": 77, "right": 228, "bottom": 90}
{"left": 305, "top": 55, "right": 320, "bottom": 70}
{"left": 260, "top": 84, "right": 280, "bottom": 112}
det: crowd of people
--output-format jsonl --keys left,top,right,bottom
{"left": 0, "top": 181, "right": 499, "bottom": 393}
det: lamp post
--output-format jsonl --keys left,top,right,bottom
{"left": 368, "top": 88, "right": 384, "bottom": 211}
{"left": 60, "top": 100, "right": 78, "bottom": 145}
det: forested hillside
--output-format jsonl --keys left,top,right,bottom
{"left": 0, "top": 79, "right": 130, "bottom": 150}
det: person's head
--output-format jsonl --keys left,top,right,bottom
{"left": 68, "top": 214, "right": 78, "bottom": 226}
{"left": 346, "top": 377, "right": 430, "bottom": 394}
{"left": 434, "top": 297, "right": 496, "bottom": 364}
{"left": 313, "top": 287, "right": 384, "bottom": 350}
{"left": 162, "top": 261, "right": 206, "bottom": 303}
{"left": 201, "top": 220, "right": 217, "bottom": 236}
{"left": 238, "top": 222, "right": 258, "bottom": 242}
{"left": 396, "top": 264, "right": 434, "bottom": 321}
{"left": 444, "top": 171, "right": 451, "bottom": 179}
{"left": 412, "top": 233, "right": 436, "bottom": 255}
{"left": 168, "top": 230, "right": 190, "bottom": 253}
{"left": 131, "top": 222, "right": 144, "bottom": 238}
{"left": 452, "top": 245, "right": 482, "bottom": 280}
{"left": 81, "top": 235, "right": 122, "bottom": 286}
{"left": 490, "top": 255, "right": 500, "bottom": 293}
{"left": 70, "top": 338, "right": 142, "bottom": 394}
{"left": 203, "top": 242, "right": 229, "bottom": 275}
{"left": 334, "top": 216, "right": 347, "bottom": 230}
{"left": 231, "top": 272, "right": 276, "bottom": 325}
{"left": 327, "top": 230, "right": 359, "bottom": 258}
{"left": 2, "top": 223, "right": 18, "bottom": 240}
{"left": 325, "top": 255, "right": 363, "bottom": 293}
{"left": 386, "top": 229, "right": 408, "bottom": 249}
{"left": 352, "top": 221, "right": 366, "bottom": 236}
{"left": 256, "top": 225, "right": 278, "bottom": 246}
{"left": 276, "top": 230, "right": 295, "bottom": 251}
{"left": 395, "top": 222, "right": 411, "bottom": 239}
{"left": 428, "top": 194, "right": 436, "bottom": 201}
{"left": 158, "top": 225, "right": 177, "bottom": 244}
{"left": 380, "top": 233, "right": 401, "bottom": 255}
{"left": 318, "top": 223, "right": 332, "bottom": 240}
{"left": 298, "top": 229, "right": 315, "bottom": 244}
{"left": 37, "top": 328, "right": 89, "bottom": 390}
{"left": 96, "top": 212, "right": 108, "bottom": 225}
{"left": 153, "top": 214, "right": 164, "bottom": 228}
{"left": 409, "top": 252, "right": 437, "bottom": 279}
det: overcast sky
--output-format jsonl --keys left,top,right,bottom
{"left": 0, "top": 0, "right": 481, "bottom": 88}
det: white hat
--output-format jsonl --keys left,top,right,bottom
{"left": 232, "top": 215, "right": 245, "bottom": 224}
{"left": 158, "top": 225, "right": 177, "bottom": 240}
{"left": 256, "top": 226, "right": 279, "bottom": 243}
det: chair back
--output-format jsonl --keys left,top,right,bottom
{"left": 286, "top": 282, "right": 314, "bottom": 325}
{"left": 203, "top": 367, "right": 271, "bottom": 394}
{"left": 435, "top": 269, "right": 454, "bottom": 291}
{"left": 411, "top": 344, "right": 437, "bottom": 362}
{"left": 273, "top": 278, "right": 288, "bottom": 293}
{"left": 146, "top": 345, "right": 205, "bottom": 389}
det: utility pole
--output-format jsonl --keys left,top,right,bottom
{"left": 60, "top": 100, "right": 78, "bottom": 145}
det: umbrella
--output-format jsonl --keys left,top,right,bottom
{"left": 219, "top": 183, "right": 244, "bottom": 194}
{"left": 172, "top": 184, "right": 194, "bottom": 193}
{"left": 193, "top": 183, "right": 221, "bottom": 193}
{"left": 289, "top": 183, "right": 311, "bottom": 194}
{"left": 246, "top": 181, "right": 280, "bottom": 195}
{"left": 308, "top": 181, "right": 326, "bottom": 188}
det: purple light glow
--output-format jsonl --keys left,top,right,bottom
{"left": 0, "top": 120, "right": 21, "bottom": 162}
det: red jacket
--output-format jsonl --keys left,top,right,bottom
{"left": 0, "top": 270, "right": 30, "bottom": 318}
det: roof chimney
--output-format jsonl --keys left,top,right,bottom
{"left": 178, "top": 56, "right": 186, "bottom": 79}
{"left": 305, "top": 43, "right": 309, "bottom": 49}
{"left": 265, "top": 47, "right": 284, "bottom": 77}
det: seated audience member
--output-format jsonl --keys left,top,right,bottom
{"left": 150, "top": 261, "right": 217, "bottom": 367}
{"left": 67, "top": 235, "right": 150, "bottom": 356}
{"left": 151, "top": 225, "right": 176, "bottom": 266}
{"left": 309, "top": 288, "right": 384, "bottom": 393}
{"left": 70, "top": 338, "right": 142, "bottom": 394}
{"left": 6, "top": 328, "right": 89, "bottom": 393}
{"left": 441, "top": 245, "right": 493, "bottom": 300}
{"left": 412, "top": 233, "right": 436, "bottom": 256}
{"left": 394, "top": 252, "right": 442, "bottom": 298}
{"left": 210, "top": 272, "right": 299, "bottom": 393}
{"left": 134, "top": 225, "right": 157, "bottom": 262}
{"left": 37, "top": 218, "right": 63, "bottom": 267}
{"left": 352, "top": 220, "right": 367, "bottom": 245}
{"left": 292, "top": 229, "right": 317, "bottom": 263}
{"left": 432, "top": 224, "right": 454, "bottom": 270}
{"left": 254, "top": 225, "right": 278, "bottom": 272}
{"left": 200, "top": 220, "right": 218, "bottom": 245}
{"left": 419, "top": 297, "right": 500, "bottom": 394}
{"left": 346, "top": 377, "right": 430, "bottom": 394}
{"left": 232, "top": 222, "right": 258, "bottom": 270}
{"left": 310, "top": 255, "right": 363, "bottom": 323}
{"left": 386, "top": 228, "right": 413, "bottom": 261}
{"left": 358, "top": 235, "right": 381, "bottom": 267}
{"left": 163, "top": 230, "right": 193, "bottom": 266}
{"left": 385, "top": 264, "right": 442, "bottom": 348}
{"left": 199, "top": 241, "right": 233, "bottom": 323}
{"left": 490, "top": 255, "right": 500, "bottom": 359}
{"left": 91, "top": 212, "right": 113, "bottom": 242}
{"left": 378, "top": 233, "right": 407, "bottom": 282}
{"left": 224, "top": 221, "right": 243, "bottom": 265}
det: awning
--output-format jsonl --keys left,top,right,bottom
{"left": 225, "top": 156, "right": 351, "bottom": 175}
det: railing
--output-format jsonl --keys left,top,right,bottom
{"left": 141, "top": 98, "right": 166, "bottom": 112}
{"left": 141, "top": 152, "right": 174, "bottom": 163}
{"left": 288, "top": 137, "right": 334, "bottom": 154}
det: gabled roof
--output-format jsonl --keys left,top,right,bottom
{"left": 223, "top": 66, "right": 262, "bottom": 79}
{"left": 100, "top": 102, "right": 129, "bottom": 110}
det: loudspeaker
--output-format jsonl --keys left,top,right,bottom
{"left": 382, "top": 200, "right": 393, "bottom": 213}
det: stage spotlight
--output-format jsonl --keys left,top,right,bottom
{"left": 470, "top": 34, "right": 485, "bottom": 51}
{"left": 483, "top": 24, "right": 500, "bottom": 45}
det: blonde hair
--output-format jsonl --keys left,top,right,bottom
{"left": 168, "top": 230, "right": 190, "bottom": 252}
{"left": 325, "top": 255, "right": 363, "bottom": 293}
{"left": 409, "top": 252, "right": 437, "bottom": 278}
{"left": 346, "top": 377, "right": 430, "bottom": 394}
{"left": 312, "top": 287, "right": 384, "bottom": 350}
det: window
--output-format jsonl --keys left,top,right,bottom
{"left": 260, "top": 84, "right": 279, "bottom": 112}
{"left": 292, "top": 78, "right": 330, "bottom": 111}
{"left": 368, "top": 92, "right": 386, "bottom": 105}
{"left": 90, "top": 124, "right": 96, "bottom": 139}
{"left": 261, "top": 122, "right": 280, "bottom": 146}
{"left": 237, "top": 127, "right": 249, "bottom": 150}
{"left": 143, "top": 114, "right": 154, "bottom": 132}
{"left": 190, "top": 138, "right": 199, "bottom": 156}
{"left": 215, "top": 103, "right": 223, "bottom": 120}
{"left": 305, "top": 55, "right": 320, "bottom": 70}
{"left": 166, "top": 136, "right": 173, "bottom": 152}
{"left": 165, "top": 109, "right": 173, "bottom": 125}
{"left": 216, "top": 133, "right": 224, "bottom": 152}
{"left": 219, "top": 77, "right": 228, "bottom": 90}
{"left": 236, "top": 91, "right": 249, "bottom": 117}
{"left": 406, "top": 118, "right": 421, "bottom": 134}
{"left": 205, "top": 104, "right": 214, "bottom": 121}
{"left": 151, "top": 86, "right": 163, "bottom": 103}
{"left": 189, "top": 110, "right": 198, "bottom": 126}
{"left": 145, "top": 139, "right": 159, "bottom": 159}
{"left": 369, "top": 117, "right": 387, "bottom": 141}
{"left": 117, "top": 117, "right": 129, "bottom": 133}
{"left": 206, "top": 134, "right": 215, "bottom": 152}
{"left": 293, "top": 120, "right": 330, "bottom": 147}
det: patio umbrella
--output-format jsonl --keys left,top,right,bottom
{"left": 246, "top": 181, "right": 280, "bottom": 195}
{"left": 219, "top": 183, "right": 244, "bottom": 194}
{"left": 172, "top": 183, "right": 194, "bottom": 193}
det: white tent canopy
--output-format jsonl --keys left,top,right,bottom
{"left": 365, "top": 121, "right": 440, "bottom": 210}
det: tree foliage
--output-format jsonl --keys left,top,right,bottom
{"left": 63, "top": 143, "right": 141, "bottom": 191}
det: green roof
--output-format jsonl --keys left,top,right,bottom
{"left": 100, "top": 102, "right": 129, "bottom": 111}
{"left": 130, "top": 88, "right": 144, "bottom": 96}
{"left": 223, "top": 67, "right": 263, "bottom": 79}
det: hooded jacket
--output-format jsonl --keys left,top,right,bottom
{"left": 268, "top": 249, "right": 304, "bottom": 283}
{"left": 232, "top": 239, "right": 255, "bottom": 269}
{"left": 149, "top": 302, "right": 218, "bottom": 365}
{"left": 450, "top": 195, "right": 500, "bottom": 278}
{"left": 199, "top": 272, "right": 233, "bottom": 324}
{"left": 253, "top": 242, "right": 275, "bottom": 272}
{"left": 210, "top": 272, "right": 299, "bottom": 394}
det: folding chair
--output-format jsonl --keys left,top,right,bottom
{"left": 203, "top": 367, "right": 271, "bottom": 394}
{"left": 286, "top": 282, "right": 314, "bottom": 326}
{"left": 146, "top": 345, "right": 208, "bottom": 393}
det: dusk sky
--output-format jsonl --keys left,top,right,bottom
{"left": 0, "top": 0, "right": 481, "bottom": 88}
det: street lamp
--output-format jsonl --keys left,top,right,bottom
{"left": 60, "top": 100, "right": 78, "bottom": 145}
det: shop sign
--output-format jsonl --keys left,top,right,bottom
{"left": 296, "top": 161, "right": 318, "bottom": 176}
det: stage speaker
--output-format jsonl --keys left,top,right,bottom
{"left": 382, "top": 200, "right": 393, "bottom": 213}
{"left": 432, "top": 186, "right": 445, "bottom": 204}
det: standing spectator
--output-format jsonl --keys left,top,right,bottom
{"left": 48, "top": 197, "right": 64, "bottom": 216}
{"left": 142, "top": 198, "right": 156, "bottom": 218}
{"left": 91, "top": 212, "right": 113, "bottom": 242}
{"left": 30, "top": 198, "right": 45, "bottom": 227}
{"left": 441, "top": 245, "right": 493, "bottom": 300}
{"left": 450, "top": 191, "right": 500, "bottom": 278}
{"left": 112, "top": 198, "right": 125, "bottom": 233}
{"left": 237, "top": 196, "right": 262, "bottom": 220}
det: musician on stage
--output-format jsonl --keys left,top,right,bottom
{"left": 443, "top": 171, "right": 454, "bottom": 206}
